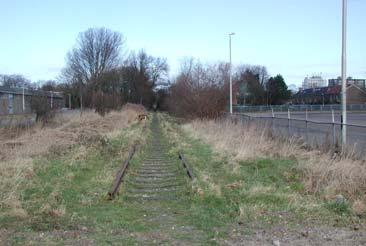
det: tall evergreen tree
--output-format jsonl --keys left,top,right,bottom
{"left": 266, "top": 74, "right": 291, "bottom": 105}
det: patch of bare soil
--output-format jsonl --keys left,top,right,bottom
{"left": 0, "top": 229, "right": 12, "bottom": 245}
{"left": 221, "top": 223, "right": 366, "bottom": 246}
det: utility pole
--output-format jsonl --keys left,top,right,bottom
{"left": 341, "top": 0, "right": 347, "bottom": 147}
{"left": 229, "top": 32, "right": 235, "bottom": 114}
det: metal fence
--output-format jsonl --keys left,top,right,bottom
{"left": 228, "top": 112, "right": 366, "bottom": 159}
{"left": 233, "top": 104, "right": 366, "bottom": 113}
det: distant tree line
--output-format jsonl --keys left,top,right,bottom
{"left": 0, "top": 74, "right": 38, "bottom": 89}
{"left": 234, "top": 65, "right": 290, "bottom": 105}
{"left": 1, "top": 27, "right": 291, "bottom": 119}
{"left": 58, "top": 27, "right": 168, "bottom": 115}
{"left": 163, "top": 60, "right": 291, "bottom": 119}
{"left": 1, "top": 27, "right": 168, "bottom": 116}
{"left": 165, "top": 58, "right": 229, "bottom": 119}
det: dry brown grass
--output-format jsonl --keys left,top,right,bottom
{"left": 0, "top": 104, "right": 145, "bottom": 215}
{"left": 183, "top": 118, "right": 366, "bottom": 213}
{"left": 183, "top": 119, "right": 307, "bottom": 161}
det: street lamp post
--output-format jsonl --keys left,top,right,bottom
{"left": 341, "top": 0, "right": 347, "bottom": 147}
{"left": 229, "top": 32, "right": 235, "bottom": 114}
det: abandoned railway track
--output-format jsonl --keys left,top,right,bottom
{"left": 113, "top": 114, "right": 189, "bottom": 201}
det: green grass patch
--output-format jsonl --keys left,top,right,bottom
{"left": 158, "top": 113, "right": 361, "bottom": 241}
{"left": 1, "top": 121, "right": 148, "bottom": 244}
{"left": 2, "top": 113, "right": 361, "bottom": 245}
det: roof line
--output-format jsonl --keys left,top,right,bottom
{"left": 347, "top": 84, "right": 366, "bottom": 95}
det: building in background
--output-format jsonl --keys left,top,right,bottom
{"left": 328, "top": 76, "right": 366, "bottom": 88}
{"left": 302, "top": 75, "right": 327, "bottom": 89}
{"left": 293, "top": 84, "right": 366, "bottom": 105}
{"left": 0, "top": 86, "right": 64, "bottom": 115}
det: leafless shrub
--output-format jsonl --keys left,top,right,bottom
{"left": 92, "top": 90, "right": 112, "bottom": 116}
{"left": 30, "top": 94, "right": 54, "bottom": 123}
{"left": 167, "top": 58, "right": 229, "bottom": 119}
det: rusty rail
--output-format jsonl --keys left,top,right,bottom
{"left": 108, "top": 144, "right": 137, "bottom": 199}
{"left": 178, "top": 151, "right": 194, "bottom": 179}
{"left": 108, "top": 119, "right": 149, "bottom": 199}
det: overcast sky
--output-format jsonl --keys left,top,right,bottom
{"left": 0, "top": 0, "right": 365, "bottom": 86}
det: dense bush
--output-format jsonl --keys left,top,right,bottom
{"left": 166, "top": 59, "right": 229, "bottom": 119}
{"left": 30, "top": 94, "right": 54, "bottom": 123}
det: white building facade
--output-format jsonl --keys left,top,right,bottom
{"left": 302, "top": 76, "right": 327, "bottom": 89}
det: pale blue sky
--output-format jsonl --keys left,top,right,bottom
{"left": 0, "top": 0, "right": 365, "bottom": 86}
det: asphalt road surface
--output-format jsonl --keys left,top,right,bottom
{"left": 240, "top": 111, "right": 366, "bottom": 159}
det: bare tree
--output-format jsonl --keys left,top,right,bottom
{"left": 63, "top": 27, "right": 125, "bottom": 88}
{"left": 60, "top": 28, "right": 125, "bottom": 113}
{"left": 40, "top": 80, "right": 57, "bottom": 91}
{"left": 234, "top": 65, "right": 269, "bottom": 105}
{"left": 121, "top": 50, "right": 168, "bottom": 107}
{"left": 0, "top": 74, "right": 32, "bottom": 88}
{"left": 235, "top": 68, "right": 265, "bottom": 105}
{"left": 167, "top": 59, "right": 229, "bottom": 119}
{"left": 236, "top": 65, "right": 269, "bottom": 87}
{"left": 131, "top": 50, "right": 168, "bottom": 88}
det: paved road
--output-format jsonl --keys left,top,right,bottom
{"left": 235, "top": 111, "right": 366, "bottom": 159}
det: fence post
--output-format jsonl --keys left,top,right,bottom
{"left": 271, "top": 108, "right": 275, "bottom": 133}
{"left": 305, "top": 109, "right": 308, "bottom": 143}
{"left": 288, "top": 109, "right": 291, "bottom": 136}
{"left": 332, "top": 109, "right": 336, "bottom": 146}
{"left": 51, "top": 91, "right": 53, "bottom": 109}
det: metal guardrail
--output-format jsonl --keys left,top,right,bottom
{"left": 233, "top": 104, "right": 366, "bottom": 113}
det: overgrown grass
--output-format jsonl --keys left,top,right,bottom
{"left": 0, "top": 105, "right": 146, "bottom": 218}
{"left": 2, "top": 112, "right": 364, "bottom": 245}
{"left": 158, "top": 113, "right": 364, "bottom": 239}
{"left": 184, "top": 118, "right": 366, "bottom": 215}
{"left": 0, "top": 117, "right": 149, "bottom": 244}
